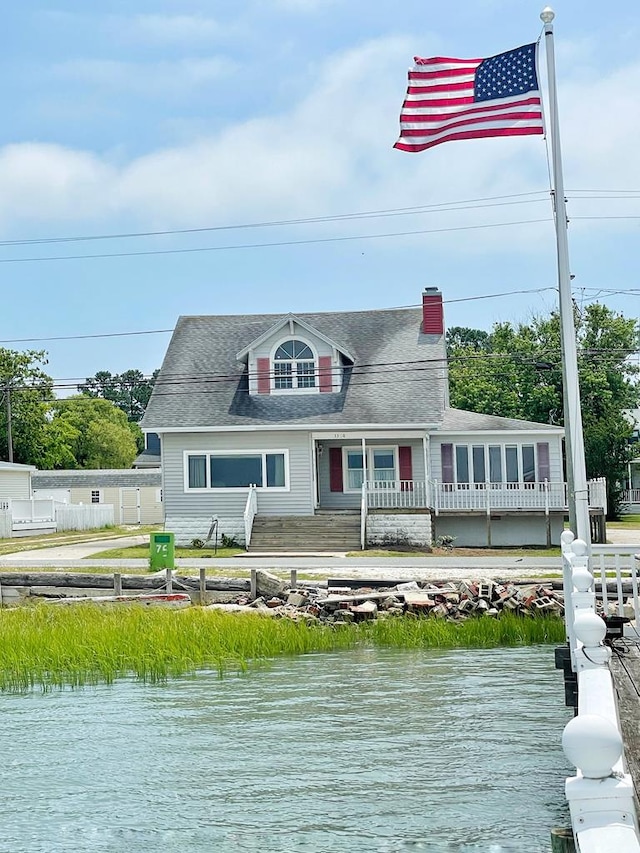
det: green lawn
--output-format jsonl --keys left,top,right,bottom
{"left": 88, "top": 545, "right": 245, "bottom": 559}
{"left": 345, "top": 546, "right": 562, "bottom": 558}
{"left": 609, "top": 515, "right": 640, "bottom": 528}
{"left": 0, "top": 526, "right": 161, "bottom": 557}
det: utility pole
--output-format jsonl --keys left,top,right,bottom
{"left": 4, "top": 383, "right": 12, "bottom": 463}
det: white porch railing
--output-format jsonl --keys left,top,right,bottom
{"left": 364, "top": 479, "right": 608, "bottom": 513}
{"left": 243, "top": 484, "right": 258, "bottom": 549}
{"left": 560, "top": 533, "right": 640, "bottom": 852}
{"left": 621, "top": 488, "right": 640, "bottom": 508}
{"left": 366, "top": 480, "right": 429, "bottom": 509}
{"left": 431, "top": 480, "right": 567, "bottom": 512}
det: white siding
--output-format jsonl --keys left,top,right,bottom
{"left": 0, "top": 470, "right": 31, "bottom": 501}
{"left": 162, "top": 430, "right": 314, "bottom": 520}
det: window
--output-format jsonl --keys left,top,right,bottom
{"left": 273, "top": 339, "right": 316, "bottom": 390}
{"left": 91, "top": 490, "right": 101, "bottom": 504}
{"left": 489, "top": 446, "right": 502, "bottom": 483}
{"left": 185, "top": 451, "right": 288, "bottom": 490}
{"left": 346, "top": 451, "right": 364, "bottom": 490}
{"left": 443, "top": 443, "right": 551, "bottom": 486}
{"left": 522, "top": 445, "right": 535, "bottom": 483}
{"left": 344, "top": 447, "right": 397, "bottom": 492}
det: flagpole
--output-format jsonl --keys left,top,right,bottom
{"left": 540, "top": 6, "right": 591, "bottom": 547}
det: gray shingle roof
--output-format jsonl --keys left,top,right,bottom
{"left": 440, "top": 408, "right": 564, "bottom": 433}
{"left": 32, "top": 469, "right": 162, "bottom": 489}
{"left": 142, "top": 307, "right": 447, "bottom": 430}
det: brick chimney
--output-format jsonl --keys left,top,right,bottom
{"left": 422, "top": 287, "right": 444, "bottom": 335}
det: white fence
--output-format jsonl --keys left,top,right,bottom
{"left": 561, "top": 534, "right": 640, "bottom": 852}
{"left": 0, "top": 499, "right": 114, "bottom": 534}
{"left": 55, "top": 503, "right": 114, "bottom": 532}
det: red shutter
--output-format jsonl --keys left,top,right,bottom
{"left": 399, "top": 446, "right": 413, "bottom": 490}
{"left": 441, "top": 443, "right": 454, "bottom": 483}
{"left": 329, "top": 447, "right": 343, "bottom": 492}
{"left": 318, "top": 355, "right": 332, "bottom": 392}
{"left": 256, "top": 357, "right": 270, "bottom": 394}
{"left": 536, "top": 442, "right": 550, "bottom": 481}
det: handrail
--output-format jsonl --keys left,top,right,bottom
{"left": 560, "top": 532, "right": 640, "bottom": 852}
{"left": 360, "top": 482, "right": 367, "bottom": 550}
{"left": 243, "top": 484, "right": 258, "bottom": 550}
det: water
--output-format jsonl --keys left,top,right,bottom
{"left": 1, "top": 646, "right": 572, "bottom": 853}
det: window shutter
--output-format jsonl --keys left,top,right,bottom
{"left": 318, "top": 355, "right": 333, "bottom": 392}
{"left": 399, "top": 445, "right": 413, "bottom": 492}
{"left": 329, "top": 447, "right": 343, "bottom": 492}
{"left": 441, "top": 443, "right": 454, "bottom": 483}
{"left": 536, "top": 442, "right": 550, "bottom": 481}
{"left": 256, "top": 357, "right": 270, "bottom": 394}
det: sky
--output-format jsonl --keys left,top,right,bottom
{"left": 2, "top": 0, "right": 639, "bottom": 394}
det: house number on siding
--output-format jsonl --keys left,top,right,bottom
{"left": 331, "top": 433, "right": 346, "bottom": 439}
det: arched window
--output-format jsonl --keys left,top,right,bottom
{"left": 273, "top": 339, "right": 316, "bottom": 390}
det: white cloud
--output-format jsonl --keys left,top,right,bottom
{"left": 0, "top": 34, "right": 638, "bottom": 257}
{"left": 127, "top": 14, "right": 226, "bottom": 44}
{"left": 52, "top": 57, "right": 236, "bottom": 97}
{"left": 270, "top": 0, "right": 339, "bottom": 11}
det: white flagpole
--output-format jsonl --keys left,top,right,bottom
{"left": 540, "top": 6, "right": 591, "bottom": 547}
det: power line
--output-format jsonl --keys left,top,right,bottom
{"left": 0, "top": 192, "right": 551, "bottom": 248}
{"left": 0, "top": 188, "right": 635, "bottom": 250}
{"left": 0, "top": 218, "right": 554, "bottom": 265}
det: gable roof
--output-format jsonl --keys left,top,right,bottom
{"left": 142, "top": 306, "right": 447, "bottom": 430}
{"left": 235, "top": 313, "right": 355, "bottom": 362}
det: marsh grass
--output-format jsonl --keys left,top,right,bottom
{"left": 0, "top": 606, "right": 565, "bottom": 692}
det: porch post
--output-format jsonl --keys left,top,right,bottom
{"left": 311, "top": 436, "right": 319, "bottom": 509}
{"left": 422, "top": 435, "right": 429, "bottom": 508}
{"left": 361, "top": 437, "right": 367, "bottom": 494}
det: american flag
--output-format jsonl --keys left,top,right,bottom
{"left": 394, "top": 43, "right": 544, "bottom": 152}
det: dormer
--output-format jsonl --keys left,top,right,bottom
{"left": 236, "top": 314, "right": 354, "bottom": 396}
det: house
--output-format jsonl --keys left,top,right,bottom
{"left": 133, "top": 432, "right": 162, "bottom": 469}
{"left": 622, "top": 408, "right": 640, "bottom": 513}
{"left": 31, "top": 469, "right": 163, "bottom": 525}
{"left": 141, "top": 288, "right": 605, "bottom": 550}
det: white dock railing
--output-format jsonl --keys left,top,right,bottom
{"left": 561, "top": 532, "right": 640, "bottom": 852}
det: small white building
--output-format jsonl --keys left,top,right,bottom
{"left": 32, "top": 469, "right": 163, "bottom": 525}
{"left": 0, "top": 461, "right": 36, "bottom": 504}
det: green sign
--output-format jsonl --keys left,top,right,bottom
{"left": 150, "top": 532, "right": 175, "bottom": 570}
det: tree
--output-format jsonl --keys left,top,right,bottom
{"left": 78, "top": 369, "right": 159, "bottom": 422}
{"left": 446, "top": 303, "right": 640, "bottom": 518}
{"left": 0, "top": 348, "right": 58, "bottom": 467}
{"left": 49, "top": 397, "right": 140, "bottom": 469}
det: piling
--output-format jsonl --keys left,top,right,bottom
{"left": 550, "top": 827, "right": 576, "bottom": 852}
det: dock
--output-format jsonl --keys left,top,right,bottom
{"left": 610, "top": 645, "right": 640, "bottom": 803}
{"left": 559, "top": 535, "right": 640, "bottom": 852}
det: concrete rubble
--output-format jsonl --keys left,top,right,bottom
{"left": 207, "top": 569, "right": 565, "bottom": 622}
